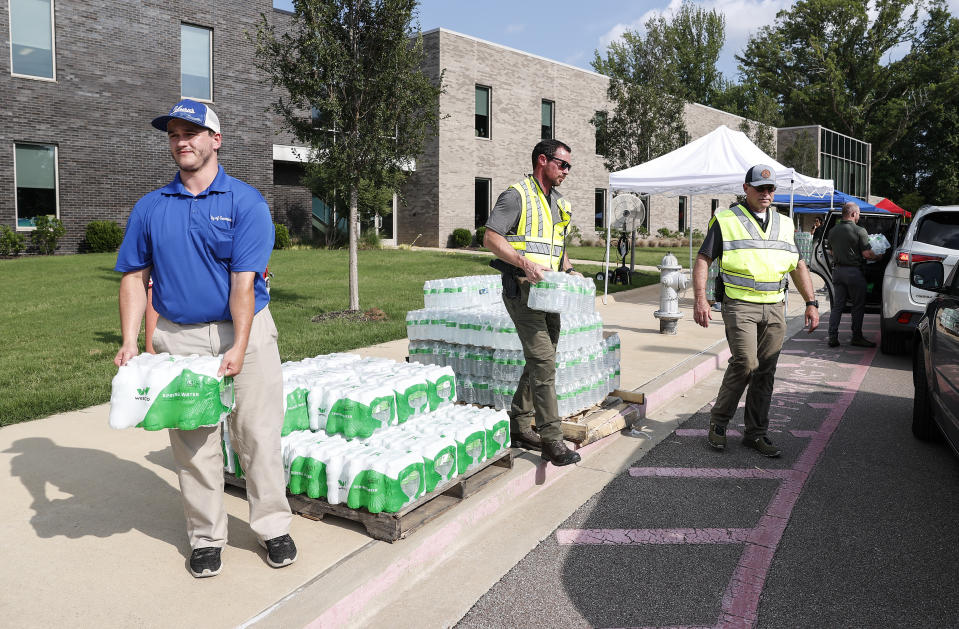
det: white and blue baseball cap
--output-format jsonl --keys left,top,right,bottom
{"left": 151, "top": 99, "right": 221, "bottom": 134}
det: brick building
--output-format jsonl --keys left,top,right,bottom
{"left": 1, "top": 4, "right": 862, "bottom": 255}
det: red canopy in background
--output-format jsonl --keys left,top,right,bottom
{"left": 876, "top": 198, "right": 912, "bottom": 219}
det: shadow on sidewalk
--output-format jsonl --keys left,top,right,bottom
{"left": 3, "top": 437, "right": 243, "bottom": 557}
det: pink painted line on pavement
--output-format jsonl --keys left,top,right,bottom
{"left": 628, "top": 467, "right": 790, "bottom": 480}
{"left": 675, "top": 428, "right": 743, "bottom": 438}
{"left": 789, "top": 430, "right": 817, "bottom": 438}
{"left": 716, "top": 345, "right": 876, "bottom": 627}
{"left": 557, "top": 527, "right": 751, "bottom": 545}
{"left": 807, "top": 403, "right": 833, "bottom": 409}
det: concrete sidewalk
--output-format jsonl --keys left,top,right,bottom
{"left": 0, "top": 279, "right": 825, "bottom": 628}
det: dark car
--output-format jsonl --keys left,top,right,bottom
{"left": 911, "top": 260, "right": 959, "bottom": 453}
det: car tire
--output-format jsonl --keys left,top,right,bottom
{"left": 880, "top": 316, "right": 909, "bottom": 355}
{"left": 912, "top": 344, "right": 940, "bottom": 441}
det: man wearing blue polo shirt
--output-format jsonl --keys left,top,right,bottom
{"left": 114, "top": 99, "right": 296, "bottom": 578}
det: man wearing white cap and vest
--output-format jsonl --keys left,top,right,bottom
{"left": 692, "top": 164, "right": 820, "bottom": 457}
{"left": 484, "top": 139, "right": 582, "bottom": 466}
{"left": 114, "top": 99, "right": 296, "bottom": 577}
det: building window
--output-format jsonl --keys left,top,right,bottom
{"left": 595, "top": 189, "right": 606, "bottom": 230}
{"left": 475, "top": 178, "right": 491, "bottom": 228}
{"left": 14, "top": 143, "right": 58, "bottom": 228}
{"left": 711, "top": 199, "right": 719, "bottom": 217}
{"left": 10, "top": 0, "right": 55, "bottom": 79}
{"left": 541, "top": 100, "right": 554, "bottom": 140}
{"left": 475, "top": 85, "right": 490, "bottom": 138}
{"left": 181, "top": 24, "right": 212, "bottom": 101}
{"left": 594, "top": 111, "right": 607, "bottom": 155}
{"left": 640, "top": 194, "right": 650, "bottom": 232}
{"left": 678, "top": 196, "right": 689, "bottom": 232}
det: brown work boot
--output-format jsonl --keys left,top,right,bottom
{"left": 511, "top": 426, "right": 543, "bottom": 451}
{"left": 541, "top": 440, "right": 581, "bottom": 466}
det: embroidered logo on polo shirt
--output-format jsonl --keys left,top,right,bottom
{"left": 210, "top": 215, "right": 232, "bottom": 223}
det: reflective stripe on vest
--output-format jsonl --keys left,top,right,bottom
{"left": 507, "top": 176, "right": 571, "bottom": 271}
{"left": 716, "top": 205, "right": 799, "bottom": 303}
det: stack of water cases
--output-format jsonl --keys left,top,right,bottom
{"left": 407, "top": 274, "right": 621, "bottom": 417}
{"left": 222, "top": 352, "right": 511, "bottom": 515}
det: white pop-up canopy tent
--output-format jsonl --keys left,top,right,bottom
{"left": 602, "top": 125, "right": 834, "bottom": 299}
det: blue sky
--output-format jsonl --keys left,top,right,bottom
{"left": 273, "top": 0, "right": 959, "bottom": 80}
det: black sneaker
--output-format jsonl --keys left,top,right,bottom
{"left": 189, "top": 546, "right": 222, "bottom": 578}
{"left": 707, "top": 423, "right": 727, "bottom": 450}
{"left": 850, "top": 336, "right": 876, "bottom": 348}
{"left": 827, "top": 336, "right": 840, "bottom": 347}
{"left": 260, "top": 534, "right": 298, "bottom": 568}
{"left": 743, "top": 436, "right": 782, "bottom": 457}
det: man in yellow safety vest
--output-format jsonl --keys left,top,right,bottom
{"left": 484, "top": 139, "right": 581, "bottom": 466}
{"left": 692, "top": 164, "right": 820, "bottom": 457}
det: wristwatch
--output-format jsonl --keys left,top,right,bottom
{"left": 805, "top": 300, "right": 819, "bottom": 308}
{"left": 565, "top": 267, "right": 575, "bottom": 274}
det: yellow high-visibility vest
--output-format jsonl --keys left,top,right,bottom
{"left": 505, "top": 175, "right": 571, "bottom": 271}
{"left": 714, "top": 204, "right": 799, "bottom": 303}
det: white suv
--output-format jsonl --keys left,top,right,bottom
{"left": 881, "top": 205, "right": 959, "bottom": 354}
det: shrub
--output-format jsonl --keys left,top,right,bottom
{"left": 360, "top": 228, "right": 382, "bottom": 250}
{"left": 83, "top": 220, "right": 124, "bottom": 253}
{"left": 273, "top": 223, "right": 291, "bottom": 250}
{"left": 567, "top": 224, "right": 582, "bottom": 245}
{"left": 30, "top": 215, "right": 65, "bottom": 255}
{"left": 451, "top": 228, "right": 472, "bottom": 248}
{"left": 474, "top": 225, "right": 487, "bottom": 246}
{"left": 0, "top": 225, "right": 26, "bottom": 256}
{"left": 656, "top": 227, "right": 672, "bottom": 238}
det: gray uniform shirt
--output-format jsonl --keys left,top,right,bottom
{"left": 485, "top": 175, "right": 564, "bottom": 236}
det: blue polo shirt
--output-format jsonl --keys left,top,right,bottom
{"left": 115, "top": 166, "right": 274, "bottom": 324}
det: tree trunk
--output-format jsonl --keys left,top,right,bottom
{"left": 348, "top": 184, "right": 360, "bottom": 312}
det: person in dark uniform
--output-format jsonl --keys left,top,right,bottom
{"left": 826, "top": 202, "right": 878, "bottom": 347}
{"left": 483, "top": 139, "right": 581, "bottom": 467}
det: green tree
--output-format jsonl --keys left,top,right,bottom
{"left": 667, "top": 1, "right": 726, "bottom": 106}
{"left": 737, "top": 0, "right": 924, "bottom": 153}
{"left": 875, "top": 3, "right": 959, "bottom": 204}
{"left": 591, "top": 15, "right": 689, "bottom": 171}
{"left": 253, "top": 0, "right": 443, "bottom": 311}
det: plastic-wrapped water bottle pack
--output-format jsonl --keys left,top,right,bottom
{"left": 245, "top": 404, "right": 509, "bottom": 514}
{"left": 527, "top": 271, "right": 597, "bottom": 314}
{"left": 407, "top": 275, "right": 621, "bottom": 418}
{"left": 109, "top": 353, "right": 234, "bottom": 431}
{"left": 278, "top": 354, "right": 456, "bottom": 439}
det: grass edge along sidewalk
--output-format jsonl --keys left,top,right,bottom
{"left": 0, "top": 248, "right": 656, "bottom": 426}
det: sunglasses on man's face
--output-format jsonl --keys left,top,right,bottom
{"left": 751, "top": 185, "right": 776, "bottom": 194}
{"left": 548, "top": 156, "right": 572, "bottom": 171}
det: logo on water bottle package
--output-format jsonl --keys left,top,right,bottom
{"left": 135, "top": 387, "right": 151, "bottom": 401}
{"left": 137, "top": 387, "right": 150, "bottom": 396}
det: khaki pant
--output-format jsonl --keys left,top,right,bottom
{"left": 503, "top": 280, "right": 564, "bottom": 442}
{"left": 152, "top": 306, "right": 291, "bottom": 549}
{"left": 710, "top": 298, "right": 786, "bottom": 439}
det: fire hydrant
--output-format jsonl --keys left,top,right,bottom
{"left": 653, "top": 252, "right": 689, "bottom": 334}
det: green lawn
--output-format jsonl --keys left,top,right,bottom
{"left": 0, "top": 248, "right": 656, "bottom": 426}
{"left": 566, "top": 244, "right": 704, "bottom": 268}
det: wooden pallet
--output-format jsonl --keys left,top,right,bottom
{"left": 559, "top": 392, "right": 644, "bottom": 445}
{"left": 224, "top": 448, "right": 514, "bottom": 543}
